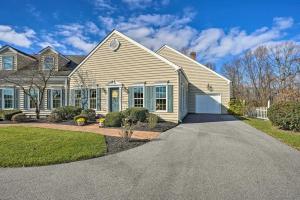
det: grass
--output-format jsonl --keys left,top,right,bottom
{"left": 0, "top": 126, "right": 106, "bottom": 167}
{"left": 242, "top": 117, "right": 300, "bottom": 150}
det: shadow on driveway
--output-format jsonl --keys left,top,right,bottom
{"left": 183, "top": 114, "right": 239, "bottom": 123}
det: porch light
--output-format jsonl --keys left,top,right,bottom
{"left": 102, "top": 88, "right": 107, "bottom": 94}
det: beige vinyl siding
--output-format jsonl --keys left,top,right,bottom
{"left": 0, "top": 49, "right": 17, "bottom": 70}
{"left": 178, "top": 70, "right": 189, "bottom": 120}
{"left": 69, "top": 33, "right": 179, "bottom": 122}
{"left": 158, "top": 46, "right": 230, "bottom": 114}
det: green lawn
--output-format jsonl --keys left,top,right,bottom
{"left": 242, "top": 118, "right": 300, "bottom": 150}
{"left": 0, "top": 126, "right": 106, "bottom": 167}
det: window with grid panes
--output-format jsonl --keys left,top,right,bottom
{"left": 155, "top": 86, "right": 167, "bottom": 111}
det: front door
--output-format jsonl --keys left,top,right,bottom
{"left": 109, "top": 88, "right": 120, "bottom": 112}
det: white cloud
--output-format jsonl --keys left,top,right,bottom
{"left": 0, "top": 25, "right": 35, "bottom": 47}
{"left": 122, "top": 0, "right": 152, "bottom": 8}
{"left": 94, "top": 0, "right": 116, "bottom": 10}
{"left": 98, "top": 13, "right": 295, "bottom": 62}
{"left": 65, "top": 36, "right": 96, "bottom": 53}
{"left": 273, "top": 17, "right": 294, "bottom": 30}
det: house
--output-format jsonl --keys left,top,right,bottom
{"left": 0, "top": 30, "right": 231, "bottom": 123}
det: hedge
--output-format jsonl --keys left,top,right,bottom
{"left": 122, "top": 107, "right": 149, "bottom": 122}
{"left": 228, "top": 99, "right": 245, "bottom": 116}
{"left": 268, "top": 101, "right": 300, "bottom": 131}
{"left": 105, "top": 112, "right": 123, "bottom": 127}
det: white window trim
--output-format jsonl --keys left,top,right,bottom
{"left": 154, "top": 84, "right": 168, "bottom": 112}
{"left": 51, "top": 89, "right": 62, "bottom": 109}
{"left": 43, "top": 56, "right": 55, "bottom": 70}
{"left": 132, "top": 85, "right": 145, "bottom": 108}
{"left": 1, "top": 88, "right": 14, "bottom": 110}
{"left": 88, "top": 88, "right": 97, "bottom": 110}
{"left": 28, "top": 89, "right": 39, "bottom": 110}
{"left": 2, "top": 56, "right": 14, "bottom": 70}
{"left": 74, "top": 89, "right": 82, "bottom": 108}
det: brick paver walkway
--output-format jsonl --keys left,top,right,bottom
{"left": 0, "top": 123, "right": 159, "bottom": 140}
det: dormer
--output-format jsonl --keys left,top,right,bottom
{"left": 0, "top": 45, "right": 36, "bottom": 71}
{"left": 38, "top": 46, "right": 70, "bottom": 71}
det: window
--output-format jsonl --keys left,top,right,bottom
{"left": 52, "top": 89, "right": 61, "bottom": 108}
{"left": 75, "top": 90, "right": 81, "bottom": 107}
{"left": 133, "top": 87, "right": 144, "bottom": 107}
{"left": 155, "top": 86, "right": 167, "bottom": 111}
{"left": 44, "top": 56, "right": 54, "bottom": 70}
{"left": 89, "top": 89, "right": 97, "bottom": 109}
{"left": 2, "top": 56, "right": 14, "bottom": 70}
{"left": 3, "top": 88, "right": 14, "bottom": 109}
{"left": 29, "top": 89, "right": 39, "bottom": 109}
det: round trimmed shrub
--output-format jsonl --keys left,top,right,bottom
{"left": 268, "top": 101, "right": 300, "bottom": 131}
{"left": 147, "top": 113, "right": 159, "bottom": 129}
{"left": 48, "top": 106, "right": 82, "bottom": 122}
{"left": 11, "top": 113, "right": 27, "bottom": 123}
{"left": 105, "top": 112, "right": 123, "bottom": 127}
{"left": 123, "top": 107, "right": 149, "bottom": 122}
{"left": 81, "top": 109, "right": 96, "bottom": 121}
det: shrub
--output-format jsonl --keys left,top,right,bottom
{"left": 105, "top": 112, "right": 123, "bottom": 127}
{"left": 48, "top": 106, "right": 82, "bottom": 122}
{"left": 0, "top": 110, "right": 22, "bottom": 120}
{"left": 81, "top": 109, "right": 96, "bottom": 121}
{"left": 228, "top": 99, "right": 245, "bottom": 116}
{"left": 268, "top": 101, "right": 300, "bottom": 131}
{"left": 147, "top": 113, "right": 159, "bottom": 129}
{"left": 11, "top": 113, "right": 27, "bottom": 123}
{"left": 122, "top": 107, "right": 149, "bottom": 122}
{"left": 47, "top": 113, "right": 63, "bottom": 123}
{"left": 74, "top": 114, "right": 88, "bottom": 122}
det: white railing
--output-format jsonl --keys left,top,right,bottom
{"left": 255, "top": 107, "right": 268, "bottom": 120}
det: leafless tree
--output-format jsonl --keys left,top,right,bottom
{"left": 0, "top": 67, "right": 56, "bottom": 119}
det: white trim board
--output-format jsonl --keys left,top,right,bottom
{"left": 156, "top": 45, "right": 231, "bottom": 84}
{"left": 68, "top": 30, "right": 181, "bottom": 77}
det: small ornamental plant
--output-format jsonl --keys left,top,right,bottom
{"left": 98, "top": 118, "right": 105, "bottom": 128}
{"left": 76, "top": 118, "right": 86, "bottom": 126}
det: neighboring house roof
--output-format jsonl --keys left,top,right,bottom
{"left": 69, "top": 30, "right": 181, "bottom": 77}
{"left": 0, "top": 45, "right": 37, "bottom": 60}
{"left": 156, "top": 45, "right": 231, "bottom": 83}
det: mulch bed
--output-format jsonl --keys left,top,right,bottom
{"left": 105, "top": 136, "right": 149, "bottom": 154}
{"left": 134, "top": 121, "right": 178, "bottom": 132}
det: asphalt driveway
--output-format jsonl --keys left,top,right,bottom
{"left": 1, "top": 114, "right": 300, "bottom": 200}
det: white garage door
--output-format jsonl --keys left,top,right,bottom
{"left": 195, "top": 94, "right": 221, "bottom": 114}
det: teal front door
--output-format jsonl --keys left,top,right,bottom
{"left": 109, "top": 88, "right": 120, "bottom": 112}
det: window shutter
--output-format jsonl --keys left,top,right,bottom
{"left": 40, "top": 90, "right": 45, "bottom": 110}
{"left": 70, "top": 89, "right": 75, "bottom": 106}
{"left": 24, "top": 90, "right": 28, "bottom": 110}
{"left": 14, "top": 88, "right": 19, "bottom": 109}
{"left": 128, "top": 87, "right": 134, "bottom": 108}
{"left": 96, "top": 88, "right": 101, "bottom": 111}
{"left": 47, "top": 89, "right": 52, "bottom": 110}
{"left": 62, "top": 89, "right": 65, "bottom": 107}
{"left": 82, "top": 89, "right": 88, "bottom": 109}
{"left": 145, "top": 86, "right": 155, "bottom": 112}
{"left": 0, "top": 89, "right": 2, "bottom": 109}
{"left": 167, "top": 85, "right": 173, "bottom": 112}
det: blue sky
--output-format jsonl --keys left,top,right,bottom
{"left": 0, "top": 0, "right": 299, "bottom": 71}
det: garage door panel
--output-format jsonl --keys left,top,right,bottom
{"left": 195, "top": 94, "right": 221, "bottom": 114}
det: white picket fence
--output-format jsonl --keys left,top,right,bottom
{"left": 255, "top": 107, "right": 268, "bottom": 120}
